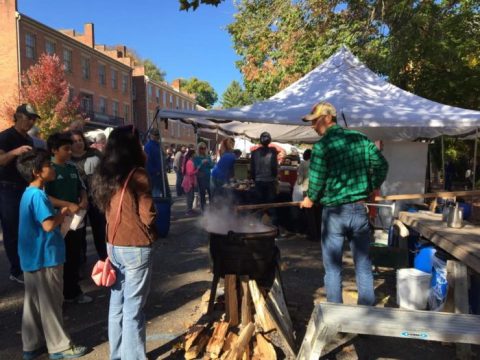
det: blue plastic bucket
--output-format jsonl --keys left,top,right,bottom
{"left": 458, "top": 202, "right": 472, "bottom": 220}
{"left": 154, "top": 197, "right": 172, "bottom": 238}
{"left": 414, "top": 246, "right": 436, "bottom": 273}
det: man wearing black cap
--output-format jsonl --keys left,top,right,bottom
{"left": 251, "top": 132, "right": 278, "bottom": 223}
{"left": 0, "top": 104, "right": 40, "bottom": 283}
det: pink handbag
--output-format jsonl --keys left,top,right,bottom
{"left": 91, "top": 168, "right": 137, "bottom": 287}
{"left": 91, "top": 257, "right": 116, "bottom": 287}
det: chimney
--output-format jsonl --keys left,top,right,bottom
{"left": 171, "top": 79, "right": 182, "bottom": 92}
{"left": 133, "top": 66, "right": 145, "bottom": 76}
{"left": 0, "top": 0, "right": 17, "bottom": 14}
{"left": 83, "top": 23, "right": 94, "bottom": 47}
{"left": 116, "top": 45, "right": 127, "bottom": 58}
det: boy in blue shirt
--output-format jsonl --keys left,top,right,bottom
{"left": 16, "top": 149, "right": 86, "bottom": 360}
{"left": 45, "top": 133, "right": 91, "bottom": 304}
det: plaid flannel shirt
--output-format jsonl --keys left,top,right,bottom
{"left": 307, "top": 125, "right": 388, "bottom": 206}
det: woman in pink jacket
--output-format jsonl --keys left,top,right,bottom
{"left": 181, "top": 149, "right": 198, "bottom": 215}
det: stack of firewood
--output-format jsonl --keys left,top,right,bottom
{"left": 183, "top": 272, "right": 295, "bottom": 360}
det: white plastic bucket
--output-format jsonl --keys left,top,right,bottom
{"left": 397, "top": 268, "right": 432, "bottom": 310}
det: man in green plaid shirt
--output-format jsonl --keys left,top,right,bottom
{"left": 300, "top": 102, "right": 388, "bottom": 305}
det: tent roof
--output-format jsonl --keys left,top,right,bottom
{"left": 159, "top": 46, "right": 480, "bottom": 141}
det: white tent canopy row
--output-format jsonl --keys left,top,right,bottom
{"left": 159, "top": 46, "right": 480, "bottom": 142}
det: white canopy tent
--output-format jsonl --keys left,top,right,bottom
{"left": 159, "top": 46, "right": 480, "bottom": 142}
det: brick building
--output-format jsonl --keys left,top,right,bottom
{"left": 132, "top": 68, "right": 197, "bottom": 146}
{"left": 0, "top": 0, "right": 133, "bottom": 128}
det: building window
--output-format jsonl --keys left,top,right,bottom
{"left": 124, "top": 104, "right": 129, "bottom": 122}
{"left": 148, "top": 84, "right": 152, "bottom": 98}
{"left": 63, "top": 49, "right": 73, "bottom": 73}
{"left": 45, "top": 40, "right": 55, "bottom": 55}
{"left": 99, "top": 97, "right": 107, "bottom": 114}
{"left": 177, "top": 124, "right": 181, "bottom": 138}
{"left": 81, "top": 57, "right": 90, "bottom": 80}
{"left": 25, "top": 33, "right": 36, "bottom": 59}
{"left": 98, "top": 64, "right": 106, "bottom": 85}
{"left": 122, "top": 74, "right": 128, "bottom": 94}
{"left": 111, "top": 69, "right": 118, "bottom": 89}
{"left": 176, "top": 97, "right": 179, "bottom": 109}
{"left": 68, "top": 87, "right": 74, "bottom": 102}
{"left": 169, "top": 120, "right": 174, "bottom": 137}
{"left": 156, "top": 88, "right": 160, "bottom": 104}
{"left": 81, "top": 94, "right": 93, "bottom": 112}
{"left": 169, "top": 94, "right": 173, "bottom": 109}
{"left": 112, "top": 101, "right": 119, "bottom": 117}
{"left": 163, "top": 91, "right": 167, "bottom": 107}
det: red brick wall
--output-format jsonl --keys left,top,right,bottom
{"left": 0, "top": 0, "right": 20, "bottom": 102}
{"left": 132, "top": 76, "right": 147, "bottom": 132}
{"left": 133, "top": 74, "right": 197, "bottom": 146}
{"left": 0, "top": 8, "right": 133, "bottom": 126}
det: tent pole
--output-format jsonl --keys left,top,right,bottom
{"left": 441, "top": 135, "right": 445, "bottom": 189}
{"left": 473, "top": 128, "right": 478, "bottom": 190}
{"left": 215, "top": 127, "right": 219, "bottom": 156}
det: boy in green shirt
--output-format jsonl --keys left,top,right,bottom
{"left": 46, "top": 132, "right": 91, "bottom": 304}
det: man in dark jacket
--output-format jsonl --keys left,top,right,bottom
{"left": 251, "top": 132, "right": 278, "bottom": 223}
{"left": 0, "top": 104, "right": 39, "bottom": 283}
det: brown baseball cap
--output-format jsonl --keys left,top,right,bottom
{"left": 302, "top": 102, "right": 336, "bottom": 122}
{"left": 15, "top": 103, "right": 41, "bottom": 119}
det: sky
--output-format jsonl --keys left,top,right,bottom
{"left": 18, "top": 0, "right": 243, "bottom": 102}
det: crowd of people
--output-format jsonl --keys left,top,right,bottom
{"left": 0, "top": 100, "right": 389, "bottom": 359}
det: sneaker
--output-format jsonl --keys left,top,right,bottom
{"left": 49, "top": 345, "right": 87, "bottom": 359}
{"left": 23, "top": 346, "right": 46, "bottom": 360}
{"left": 9, "top": 273, "right": 24, "bottom": 284}
{"left": 64, "top": 294, "right": 92, "bottom": 304}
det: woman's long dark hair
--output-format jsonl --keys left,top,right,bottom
{"left": 91, "top": 125, "right": 145, "bottom": 212}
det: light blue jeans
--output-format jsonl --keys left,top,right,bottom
{"left": 321, "top": 203, "right": 375, "bottom": 306}
{"left": 107, "top": 244, "right": 153, "bottom": 360}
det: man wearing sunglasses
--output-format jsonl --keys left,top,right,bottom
{"left": 0, "top": 104, "right": 39, "bottom": 284}
{"left": 300, "top": 101, "right": 388, "bottom": 306}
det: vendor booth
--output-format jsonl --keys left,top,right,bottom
{"left": 158, "top": 46, "right": 480, "bottom": 201}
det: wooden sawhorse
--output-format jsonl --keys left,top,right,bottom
{"left": 297, "top": 302, "right": 480, "bottom": 360}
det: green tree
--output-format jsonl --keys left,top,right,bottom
{"left": 180, "top": 77, "right": 218, "bottom": 108}
{"left": 221, "top": 80, "right": 250, "bottom": 108}
{"left": 143, "top": 59, "right": 166, "bottom": 82}
{"left": 226, "top": 0, "right": 480, "bottom": 107}
{"left": 179, "top": 0, "right": 224, "bottom": 11}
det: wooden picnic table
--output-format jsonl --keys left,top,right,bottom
{"left": 398, "top": 211, "right": 480, "bottom": 274}
{"left": 398, "top": 210, "right": 480, "bottom": 359}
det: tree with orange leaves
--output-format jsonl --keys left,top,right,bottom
{"left": 1, "top": 54, "right": 79, "bottom": 136}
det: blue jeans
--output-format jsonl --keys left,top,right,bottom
{"left": 321, "top": 203, "right": 375, "bottom": 305}
{"left": 175, "top": 169, "right": 184, "bottom": 197}
{"left": 0, "top": 182, "right": 24, "bottom": 276}
{"left": 107, "top": 244, "right": 153, "bottom": 360}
